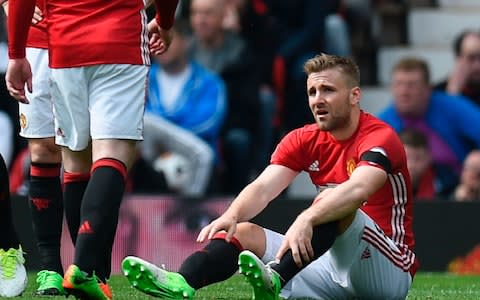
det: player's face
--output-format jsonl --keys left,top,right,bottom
{"left": 307, "top": 68, "right": 359, "bottom": 133}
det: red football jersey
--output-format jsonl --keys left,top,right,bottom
{"left": 8, "top": 0, "right": 178, "bottom": 67}
{"left": 271, "top": 111, "right": 415, "bottom": 252}
{"left": 26, "top": 0, "right": 48, "bottom": 49}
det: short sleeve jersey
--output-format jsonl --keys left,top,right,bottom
{"left": 271, "top": 111, "right": 415, "bottom": 252}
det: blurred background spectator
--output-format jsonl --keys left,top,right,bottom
{"left": 399, "top": 128, "right": 457, "bottom": 200}
{"left": 138, "top": 19, "right": 227, "bottom": 198}
{"left": 434, "top": 29, "right": 480, "bottom": 107}
{"left": 187, "top": 0, "right": 261, "bottom": 194}
{"left": 451, "top": 150, "right": 480, "bottom": 202}
{"left": 378, "top": 57, "right": 480, "bottom": 184}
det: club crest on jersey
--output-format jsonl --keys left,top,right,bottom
{"left": 19, "top": 113, "right": 27, "bottom": 129}
{"left": 346, "top": 158, "right": 356, "bottom": 176}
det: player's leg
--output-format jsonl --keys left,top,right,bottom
{"left": 0, "top": 153, "right": 27, "bottom": 298}
{"left": 18, "top": 47, "right": 64, "bottom": 296}
{"left": 347, "top": 211, "right": 414, "bottom": 300}
{"left": 49, "top": 66, "right": 112, "bottom": 299}
{"left": 238, "top": 218, "right": 340, "bottom": 300}
{"left": 122, "top": 221, "right": 266, "bottom": 299}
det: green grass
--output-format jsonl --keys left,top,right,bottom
{"left": 14, "top": 272, "right": 480, "bottom": 299}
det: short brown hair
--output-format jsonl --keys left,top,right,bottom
{"left": 303, "top": 53, "right": 360, "bottom": 88}
{"left": 392, "top": 57, "right": 430, "bottom": 84}
{"left": 399, "top": 128, "right": 429, "bottom": 149}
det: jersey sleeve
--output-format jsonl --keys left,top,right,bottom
{"left": 270, "top": 129, "right": 305, "bottom": 172}
{"left": 153, "top": 0, "right": 179, "bottom": 30}
{"left": 356, "top": 126, "right": 404, "bottom": 174}
{"left": 7, "top": 0, "right": 36, "bottom": 58}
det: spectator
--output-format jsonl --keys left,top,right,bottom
{"left": 188, "top": 0, "right": 261, "bottom": 194}
{"left": 261, "top": 0, "right": 349, "bottom": 132}
{"left": 399, "top": 128, "right": 457, "bottom": 200}
{"left": 378, "top": 57, "right": 480, "bottom": 180}
{"left": 434, "top": 29, "right": 480, "bottom": 107}
{"left": 140, "top": 19, "right": 227, "bottom": 197}
{"left": 452, "top": 150, "right": 480, "bottom": 202}
{"left": 221, "top": 0, "right": 351, "bottom": 172}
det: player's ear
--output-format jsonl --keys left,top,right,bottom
{"left": 350, "top": 86, "right": 361, "bottom": 105}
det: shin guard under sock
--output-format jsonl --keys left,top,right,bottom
{"left": 0, "top": 154, "right": 19, "bottom": 250}
{"left": 74, "top": 158, "right": 126, "bottom": 279}
{"left": 179, "top": 235, "right": 243, "bottom": 289}
{"left": 272, "top": 221, "right": 338, "bottom": 286}
{"left": 29, "top": 162, "right": 63, "bottom": 274}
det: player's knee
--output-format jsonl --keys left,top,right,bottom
{"left": 29, "top": 138, "right": 61, "bottom": 163}
{"left": 235, "top": 222, "right": 265, "bottom": 253}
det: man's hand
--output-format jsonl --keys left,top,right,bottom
{"left": 2, "top": 2, "right": 43, "bottom": 26}
{"left": 275, "top": 213, "right": 314, "bottom": 267}
{"left": 147, "top": 19, "right": 173, "bottom": 56}
{"left": 447, "top": 58, "right": 470, "bottom": 94}
{"left": 5, "top": 58, "right": 32, "bottom": 104}
{"left": 196, "top": 213, "right": 238, "bottom": 243}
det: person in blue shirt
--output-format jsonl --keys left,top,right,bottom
{"left": 378, "top": 57, "right": 480, "bottom": 183}
{"left": 140, "top": 19, "right": 227, "bottom": 197}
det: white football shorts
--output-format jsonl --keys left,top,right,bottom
{"left": 50, "top": 64, "right": 148, "bottom": 150}
{"left": 262, "top": 210, "right": 413, "bottom": 300}
{"left": 20, "top": 47, "right": 54, "bottom": 138}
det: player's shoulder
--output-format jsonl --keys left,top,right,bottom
{"left": 285, "top": 123, "right": 325, "bottom": 141}
{"left": 360, "top": 111, "right": 397, "bottom": 137}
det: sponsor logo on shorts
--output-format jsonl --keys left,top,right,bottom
{"left": 361, "top": 246, "right": 371, "bottom": 260}
{"left": 56, "top": 127, "right": 65, "bottom": 137}
{"left": 19, "top": 113, "right": 27, "bottom": 129}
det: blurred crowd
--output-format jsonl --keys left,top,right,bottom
{"left": 1, "top": 0, "right": 479, "bottom": 202}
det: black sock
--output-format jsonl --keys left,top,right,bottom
{"left": 29, "top": 162, "right": 63, "bottom": 274}
{"left": 63, "top": 172, "right": 90, "bottom": 244}
{"left": 74, "top": 158, "right": 126, "bottom": 280}
{"left": 272, "top": 221, "right": 338, "bottom": 286}
{"left": 179, "top": 235, "right": 243, "bottom": 289}
{"left": 0, "top": 154, "right": 20, "bottom": 250}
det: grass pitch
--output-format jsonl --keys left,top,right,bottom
{"left": 14, "top": 272, "right": 480, "bottom": 299}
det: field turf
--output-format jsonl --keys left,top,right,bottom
{"left": 13, "top": 272, "right": 480, "bottom": 299}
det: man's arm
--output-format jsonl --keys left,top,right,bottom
{"left": 303, "top": 165, "right": 387, "bottom": 226}
{"left": 275, "top": 165, "right": 387, "bottom": 265}
{"left": 7, "top": 0, "right": 35, "bottom": 59}
{"left": 152, "top": 0, "right": 178, "bottom": 30}
{"left": 197, "top": 164, "right": 298, "bottom": 242}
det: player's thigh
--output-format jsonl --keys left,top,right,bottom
{"left": 282, "top": 254, "right": 354, "bottom": 300}
{"left": 50, "top": 68, "right": 90, "bottom": 151}
{"left": 348, "top": 219, "right": 412, "bottom": 300}
{"left": 89, "top": 64, "right": 148, "bottom": 142}
{"left": 262, "top": 228, "right": 352, "bottom": 299}
{"left": 21, "top": 48, "right": 54, "bottom": 139}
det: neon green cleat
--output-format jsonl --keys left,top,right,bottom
{"left": 62, "top": 264, "right": 112, "bottom": 300}
{"left": 0, "top": 246, "right": 28, "bottom": 297}
{"left": 121, "top": 256, "right": 195, "bottom": 299}
{"left": 35, "top": 270, "right": 65, "bottom": 296}
{"left": 238, "top": 250, "right": 281, "bottom": 300}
